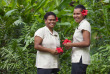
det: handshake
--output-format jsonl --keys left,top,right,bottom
{"left": 56, "top": 39, "right": 71, "bottom": 54}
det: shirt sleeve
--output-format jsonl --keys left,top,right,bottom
{"left": 79, "top": 21, "right": 91, "bottom": 33}
{"left": 34, "top": 28, "right": 44, "bottom": 39}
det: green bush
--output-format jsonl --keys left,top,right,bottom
{"left": 0, "top": 0, "right": 110, "bottom": 73}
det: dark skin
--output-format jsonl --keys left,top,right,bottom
{"left": 64, "top": 30, "right": 90, "bottom": 48}
{"left": 34, "top": 15, "right": 59, "bottom": 55}
{"left": 64, "top": 8, "right": 90, "bottom": 48}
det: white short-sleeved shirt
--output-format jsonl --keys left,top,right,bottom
{"left": 34, "top": 26, "right": 60, "bottom": 68}
{"left": 72, "top": 19, "right": 91, "bottom": 65}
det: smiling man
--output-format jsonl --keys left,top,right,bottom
{"left": 63, "top": 5, "right": 91, "bottom": 74}
{"left": 34, "top": 12, "right": 61, "bottom": 74}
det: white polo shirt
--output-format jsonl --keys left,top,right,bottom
{"left": 34, "top": 26, "right": 60, "bottom": 68}
{"left": 72, "top": 19, "right": 91, "bottom": 65}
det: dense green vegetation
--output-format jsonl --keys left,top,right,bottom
{"left": 0, "top": 0, "right": 110, "bottom": 74}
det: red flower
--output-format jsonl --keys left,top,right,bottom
{"left": 56, "top": 47, "right": 63, "bottom": 53}
{"left": 81, "top": 9, "right": 88, "bottom": 16}
{"left": 62, "top": 39, "right": 71, "bottom": 44}
{"left": 56, "top": 17, "right": 58, "bottom": 22}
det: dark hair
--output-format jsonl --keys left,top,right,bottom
{"left": 44, "top": 12, "right": 56, "bottom": 20}
{"left": 75, "top": 5, "right": 87, "bottom": 18}
{"left": 75, "top": 5, "right": 86, "bottom": 11}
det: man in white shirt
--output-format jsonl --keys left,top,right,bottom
{"left": 34, "top": 12, "right": 60, "bottom": 74}
{"left": 64, "top": 5, "right": 91, "bottom": 74}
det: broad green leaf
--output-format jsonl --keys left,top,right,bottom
{"left": 5, "top": 9, "right": 17, "bottom": 17}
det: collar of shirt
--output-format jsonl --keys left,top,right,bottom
{"left": 79, "top": 19, "right": 86, "bottom": 26}
{"left": 45, "top": 26, "right": 58, "bottom": 37}
{"left": 76, "top": 19, "right": 86, "bottom": 29}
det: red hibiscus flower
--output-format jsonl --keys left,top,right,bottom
{"left": 81, "top": 9, "right": 88, "bottom": 16}
{"left": 62, "top": 39, "right": 71, "bottom": 44}
{"left": 56, "top": 17, "right": 58, "bottom": 22}
{"left": 56, "top": 47, "right": 63, "bottom": 53}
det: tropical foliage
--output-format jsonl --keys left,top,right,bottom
{"left": 0, "top": 0, "right": 110, "bottom": 74}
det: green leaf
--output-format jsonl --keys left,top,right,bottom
{"left": 13, "top": 19, "right": 26, "bottom": 26}
{"left": 5, "top": 9, "right": 17, "bottom": 17}
{"left": 57, "top": 22, "right": 71, "bottom": 26}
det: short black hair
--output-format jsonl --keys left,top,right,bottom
{"left": 75, "top": 5, "right": 87, "bottom": 18}
{"left": 44, "top": 12, "right": 56, "bottom": 20}
{"left": 75, "top": 5, "right": 86, "bottom": 11}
